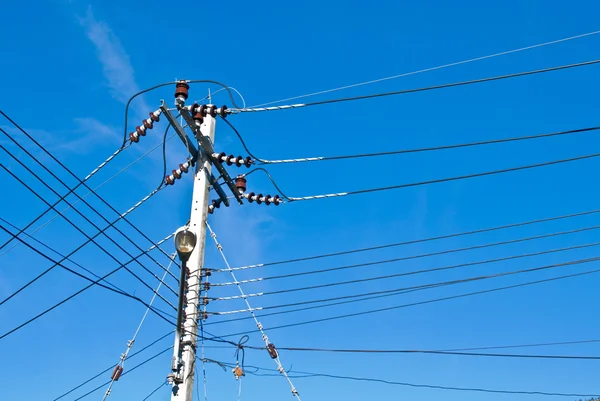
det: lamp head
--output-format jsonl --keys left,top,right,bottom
{"left": 175, "top": 228, "right": 196, "bottom": 262}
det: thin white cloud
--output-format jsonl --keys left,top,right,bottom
{"left": 78, "top": 7, "right": 149, "bottom": 115}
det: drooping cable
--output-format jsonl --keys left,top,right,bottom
{"left": 250, "top": 29, "right": 600, "bottom": 108}
{"left": 206, "top": 223, "right": 301, "bottom": 400}
{"left": 0, "top": 114, "right": 180, "bottom": 276}
{"left": 230, "top": 59, "right": 600, "bottom": 113}
{"left": 0, "top": 163, "right": 177, "bottom": 309}
{"left": 0, "top": 224, "right": 175, "bottom": 321}
{"left": 142, "top": 380, "right": 168, "bottom": 401}
{"left": 0, "top": 231, "right": 178, "bottom": 341}
{"left": 101, "top": 252, "right": 177, "bottom": 401}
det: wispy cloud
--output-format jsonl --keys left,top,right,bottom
{"left": 78, "top": 6, "right": 149, "bottom": 116}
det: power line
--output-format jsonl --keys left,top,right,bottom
{"left": 52, "top": 333, "right": 173, "bottom": 401}
{"left": 0, "top": 224, "right": 175, "bottom": 320}
{"left": 207, "top": 262, "right": 600, "bottom": 338}
{"left": 142, "top": 380, "right": 168, "bottom": 401}
{"left": 0, "top": 163, "right": 177, "bottom": 309}
{"left": 0, "top": 133, "right": 177, "bottom": 259}
{"left": 71, "top": 346, "right": 173, "bottom": 401}
{"left": 0, "top": 231, "right": 178, "bottom": 341}
{"left": 285, "top": 149, "right": 600, "bottom": 202}
{"left": 212, "top": 239, "right": 600, "bottom": 310}
{"left": 228, "top": 208, "right": 600, "bottom": 271}
{"left": 231, "top": 58, "right": 600, "bottom": 113}
{"left": 100, "top": 252, "right": 177, "bottom": 401}
{"left": 0, "top": 112, "right": 180, "bottom": 275}
{"left": 247, "top": 366, "right": 596, "bottom": 397}
{"left": 249, "top": 29, "right": 600, "bottom": 108}
{"left": 256, "top": 223, "right": 600, "bottom": 282}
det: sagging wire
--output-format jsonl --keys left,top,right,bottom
{"left": 101, "top": 252, "right": 178, "bottom": 401}
{"left": 195, "top": 87, "right": 247, "bottom": 109}
{"left": 205, "top": 223, "right": 301, "bottom": 399}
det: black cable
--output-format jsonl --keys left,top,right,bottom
{"left": 0, "top": 163, "right": 177, "bottom": 309}
{"left": 232, "top": 208, "right": 600, "bottom": 269}
{"left": 237, "top": 58, "right": 600, "bottom": 112}
{"left": 0, "top": 112, "right": 180, "bottom": 278}
{"left": 121, "top": 80, "right": 243, "bottom": 147}
{"left": 161, "top": 122, "right": 172, "bottom": 189}
{"left": 258, "top": 223, "right": 600, "bottom": 282}
{"left": 0, "top": 232, "right": 179, "bottom": 341}
{"left": 214, "top": 239, "right": 600, "bottom": 316}
{"left": 0, "top": 224, "right": 175, "bottom": 321}
{"left": 210, "top": 263, "right": 600, "bottom": 339}
{"left": 52, "top": 332, "right": 173, "bottom": 401}
{"left": 247, "top": 366, "right": 596, "bottom": 397}
{"left": 267, "top": 346, "right": 600, "bottom": 360}
{"left": 142, "top": 380, "right": 168, "bottom": 401}
{"left": 289, "top": 149, "right": 600, "bottom": 201}
{"left": 71, "top": 346, "right": 173, "bottom": 401}
{"left": 442, "top": 339, "right": 600, "bottom": 352}
{"left": 257, "top": 245, "right": 600, "bottom": 297}
{"left": 1, "top": 217, "right": 124, "bottom": 294}
{"left": 244, "top": 167, "right": 293, "bottom": 200}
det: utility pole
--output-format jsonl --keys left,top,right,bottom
{"left": 167, "top": 81, "right": 216, "bottom": 401}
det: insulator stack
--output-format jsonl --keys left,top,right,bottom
{"left": 200, "top": 268, "right": 211, "bottom": 277}
{"left": 190, "top": 104, "right": 229, "bottom": 119}
{"left": 214, "top": 152, "right": 253, "bottom": 168}
{"left": 208, "top": 198, "right": 223, "bottom": 214}
{"left": 165, "top": 160, "right": 192, "bottom": 186}
{"left": 244, "top": 192, "right": 282, "bottom": 206}
{"left": 129, "top": 110, "right": 162, "bottom": 144}
{"left": 267, "top": 343, "right": 279, "bottom": 359}
{"left": 111, "top": 365, "right": 123, "bottom": 381}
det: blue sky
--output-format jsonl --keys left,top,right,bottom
{"left": 2, "top": 0, "right": 600, "bottom": 400}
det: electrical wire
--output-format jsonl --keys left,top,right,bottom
{"left": 0, "top": 224, "right": 175, "bottom": 322}
{"left": 285, "top": 149, "right": 600, "bottom": 202}
{"left": 52, "top": 333, "right": 173, "bottom": 401}
{"left": 223, "top": 112, "right": 600, "bottom": 165}
{"left": 231, "top": 58, "right": 600, "bottom": 113}
{"left": 254, "top": 223, "right": 600, "bottom": 281}
{"left": 211, "top": 262, "right": 600, "bottom": 339}
{"left": 142, "top": 380, "right": 168, "bottom": 401}
{"left": 0, "top": 231, "right": 178, "bottom": 341}
{"left": 121, "top": 79, "right": 243, "bottom": 147}
{"left": 0, "top": 217, "right": 123, "bottom": 293}
{"left": 0, "top": 162, "right": 178, "bottom": 309}
{"left": 71, "top": 346, "right": 173, "bottom": 401}
{"left": 247, "top": 365, "right": 596, "bottom": 397}
{"left": 211, "top": 238, "right": 600, "bottom": 311}
{"left": 258, "top": 346, "right": 600, "bottom": 360}
{"left": 229, "top": 208, "right": 600, "bottom": 271}
{"left": 206, "top": 223, "right": 301, "bottom": 400}
{"left": 250, "top": 29, "right": 600, "bottom": 108}
{"left": 0, "top": 133, "right": 177, "bottom": 259}
{"left": 101, "top": 252, "right": 177, "bottom": 401}
{"left": 0, "top": 114, "right": 180, "bottom": 275}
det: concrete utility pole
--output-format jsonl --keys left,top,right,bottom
{"left": 167, "top": 81, "right": 215, "bottom": 401}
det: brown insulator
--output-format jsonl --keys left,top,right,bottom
{"left": 244, "top": 157, "right": 253, "bottom": 168}
{"left": 111, "top": 365, "right": 124, "bottom": 381}
{"left": 179, "top": 163, "right": 189, "bottom": 173}
{"left": 219, "top": 105, "right": 228, "bottom": 118}
{"left": 235, "top": 176, "right": 247, "bottom": 192}
{"left": 149, "top": 111, "right": 160, "bottom": 122}
{"left": 165, "top": 175, "right": 175, "bottom": 185}
{"left": 208, "top": 105, "right": 217, "bottom": 117}
{"left": 202, "top": 297, "right": 210, "bottom": 305}
{"left": 136, "top": 126, "right": 145, "bottom": 136}
{"left": 246, "top": 192, "right": 255, "bottom": 203}
{"left": 264, "top": 195, "right": 272, "bottom": 206}
{"left": 266, "top": 343, "right": 278, "bottom": 359}
{"left": 175, "top": 80, "right": 190, "bottom": 99}
{"left": 203, "top": 282, "right": 211, "bottom": 291}
{"left": 273, "top": 195, "right": 281, "bottom": 206}
{"left": 211, "top": 199, "right": 221, "bottom": 209}
{"left": 226, "top": 154, "right": 235, "bottom": 166}
{"left": 172, "top": 169, "right": 182, "bottom": 179}
{"left": 143, "top": 119, "right": 153, "bottom": 130}
{"left": 256, "top": 194, "right": 263, "bottom": 205}
{"left": 129, "top": 132, "right": 139, "bottom": 143}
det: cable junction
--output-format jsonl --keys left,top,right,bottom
{"left": 206, "top": 223, "right": 301, "bottom": 400}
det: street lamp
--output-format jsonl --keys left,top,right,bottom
{"left": 175, "top": 228, "right": 196, "bottom": 263}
